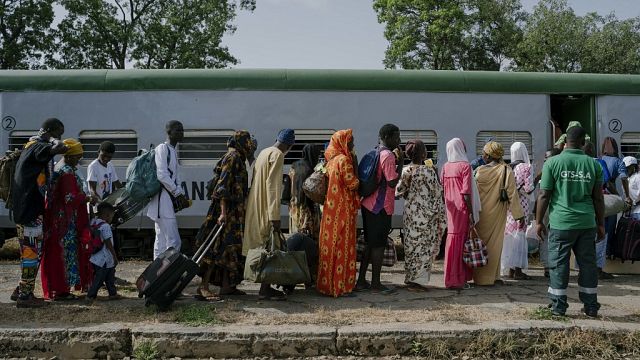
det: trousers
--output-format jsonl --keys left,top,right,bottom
{"left": 547, "top": 228, "right": 600, "bottom": 314}
{"left": 17, "top": 220, "right": 43, "bottom": 298}
{"left": 153, "top": 218, "right": 181, "bottom": 259}
{"left": 87, "top": 264, "right": 117, "bottom": 298}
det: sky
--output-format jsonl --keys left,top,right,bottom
{"left": 222, "top": 0, "right": 640, "bottom": 69}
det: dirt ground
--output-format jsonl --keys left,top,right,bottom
{"left": 1, "top": 257, "right": 640, "bottom": 328}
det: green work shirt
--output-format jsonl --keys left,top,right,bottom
{"left": 540, "top": 148, "right": 603, "bottom": 230}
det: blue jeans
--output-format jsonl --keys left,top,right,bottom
{"left": 87, "top": 264, "right": 117, "bottom": 298}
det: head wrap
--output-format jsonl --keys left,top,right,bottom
{"left": 63, "top": 138, "right": 83, "bottom": 156}
{"left": 483, "top": 141, "right": 504, "bottom": 160}
{"left": 276, "top": 128, "right": 295, "bottom": 146}
{"left": 623, "top": 156, "right": 638, "bottom": 168}
{"left": 446, "top": 138, "right": 469, "bottom": 163}
{"left": 510, "top": 142, "right": 530, "bottom": 165}
{"left": 301, "top": 144, "right": 321, "bottom": 169}
{"left": 325, "top": 129, "right": 353, "bottom": 162}
{"left": 602, "top": 137, "right": 619, "bottom": 157}
{"left": 227, "top": 130, "right": 252, "bottom": 158}
{"left": 405, "top": 139, "right": 425, "bottom": 163}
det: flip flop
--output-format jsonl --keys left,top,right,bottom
{"left": 371, "top": 286, "right": 397, "bottom": 295}
{"left": 195, "top": 288, "right": 223, "bottom": 302}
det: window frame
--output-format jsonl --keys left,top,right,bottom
{"left": 8, "top": 130, "right": 37, "bottom": 152}
{"left": 177, "top": 129, "right": 235, "bottom": 166}
{"left": 399, "top": 129, "right": 438, "bottom": 165}
{"left": 621, "top": 132, "right": 640, "bottom": 158}
{"left": 79, "top": 130, "right": 139, "bottom": 166}
{"left": 476, "top": 131, "right": 533, "bottom": 162}
{"left": 283, "top": 129, "right": 335, "bottom": 165}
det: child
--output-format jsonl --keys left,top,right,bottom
{"left": 86, "top": 202, "right": 121, "bottom": 303}
{"left": 87, "top": 141, "right": 122, "bottom": 204}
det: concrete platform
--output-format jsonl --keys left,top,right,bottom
{"left": 1, "top": 260, "right": 639, "bottom": 358}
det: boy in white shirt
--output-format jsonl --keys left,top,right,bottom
{"left": 87, "top": 141, "right": 122, "bottom": 203}
{"left": 87, "top": 202, "right": 121, "bottom": 303}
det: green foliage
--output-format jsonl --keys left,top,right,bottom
{"left": 376, "top": 0, "right": 640, "bottom": 74}
{"left": 174, "top": 304, "right": 220, "bottom": 326}
{"left": 133, "top": 340, "right": 159, "bottom": 360}
{"left": 48, "top": 0, "right": 255, "bottom": 69}
{"left": 528, "top": 306, "right": 569, "bottom": 322}
{"left": 0, "top": 0, "right": 55, "bottom": 69}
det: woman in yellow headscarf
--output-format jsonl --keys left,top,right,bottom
{"left": 473, "top": 142, "right": 524, "bottom": 286}
{"left": 41, "top": 139, "right": 93, "bottom": 300}
{"left": 317, "top": 129, "right": 360, "bottom": 297}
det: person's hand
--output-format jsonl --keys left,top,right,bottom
{"left": 518, "top": 217, "right": 526, "bottom": 228}
{"left": 89, "top": 193, "right": 100, "bottom": 205}
{"left": 51, "top": 143, "right": 68, "bottom": 155}
{"left": 177, "top": 194, "right": 190, "bottom": 209}
{"left": 536, "top": 223, "right": 547, "bottom": 241}
{"left": 217, "top": 212, "right": 227, "bottom": 225}
{"left": 597, "top": 225, "right": 606, "bottom": 241}
{"left": 393, "top": 148, "right": 404, "bottom": 164}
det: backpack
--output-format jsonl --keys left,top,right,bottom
{"left": 125, "top": 147, "right": 168, "bottom": 202}
{"left": 358, "top": 147, "right": 381, "bottom": 197}
{"left": 89, "top": 220, "right": 106, "bottom": 255}
{"left": 0, "top": 149, "right": 22, "bottom": 210}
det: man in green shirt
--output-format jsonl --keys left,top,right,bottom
{"left": 536, "top": 126, "right": 605, "bottom": 318}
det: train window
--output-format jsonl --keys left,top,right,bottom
{"left": 399, "top": 130, "right": 438, "bottom": 165}
{"left": 178, "top": 129, "right": 234, "bottom": 165}
{"left": 476, "top": 131, "right": 533, "bottom": 161}
{"left": 284, "top": 129, "right": 335, "bottom": 165}
{"left": 621, "top": 132, "right": 640, "bottom": 158}
{"left": 79, "top": 130, "right": 138, "bottom": 165}
{"left": 8, "top": 130, "right": 37, "bottom": 151}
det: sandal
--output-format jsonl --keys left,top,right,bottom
{"left": 54, "top": 293, "right": 78, "bottom": 301}
{"left": 195, "top": 288, "right": 223, "bottom": 302}
{"left": 406, "top": 283, "right": 429, "bottom": 292}
{"left": 258, "top": 288, "right": 286, "bottom": 301}
{"left": 371, "top": 285, "right": 397, "bottom": 295}
{"left": 353, "top": 281, "right": 371, "bottom": 292}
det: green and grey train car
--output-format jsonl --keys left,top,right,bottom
{"left": 1, "top": 69, "right": 639, "bottom": 257}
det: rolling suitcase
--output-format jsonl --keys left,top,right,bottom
{"left": 136, "top": 224, "right": 223, "bottom": 310}
{"left": 102, "top": 188, "right": 150, "bottom": 226}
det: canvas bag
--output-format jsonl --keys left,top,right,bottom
{"left": 604, "top": 194, "right": 627, "bottom": 218}
{"left": 125, "top": 149, "right": 162, "bottom": 202}
{"left": 244, "top": 230, "right": 311, "bottom": 285}
{"left": 0, "top": 149, "right": 22, "bottom": 209}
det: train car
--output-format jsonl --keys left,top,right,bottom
{"left": 1, "top": 69, "right": 639, "bottom": 257}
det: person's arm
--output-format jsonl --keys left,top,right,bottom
{"left": 267, "top": 152, "right": 284, "bottom": 232}
{"left": 86, "top": 163, "right": 100, "bottom": 203}
{"left": 155, "top": 144, "right": 178, "bottom": 195}
{"left": 111, "top": 164, "right": 122, "bottom": 190}
{"left": 506, "top": 167, "right": 525, "bottom": 225}
{"left": 384, "top": 151, "right": 401, "bottom": 188}
{"left": 104, "top": 238, "right": 118, "bottom": 266}
{"left": 592, "top": 182, "right": 605, "bottom": 240}
{"left": 536, "top": 190, "right": 551, "bottom": 240}
{"left": 395, "top": 167, "right": 410, "bottom": 199}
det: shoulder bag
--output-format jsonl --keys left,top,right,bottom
{"left": 244, "top": 230, "right": 311, "bottom": 285}
{"left": 499, "top": 165, "right": 509, "bottom": 202}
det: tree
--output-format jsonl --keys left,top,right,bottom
{"left": 463, "top": 0, "right": 526, "bottom": 71}
{"left": 512, "top": 0, "right": 595, "bottom": 72}
{"left": 133, "top": 0, "right": 255, "bottom": 69}
{"left": 0, "top": 0, "right": 55, "bottom": 69}
{"left": 581, "top": 16, "right": 640, "bottom": 74}
{"left": 49, "top": 0, "right": 254, "bottom": 69}
{"left": 373, "top": 0, "right": 469, "bottom": 70}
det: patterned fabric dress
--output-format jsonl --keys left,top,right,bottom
{"left": 288, "top": 165, "right": 321, "bottom": 240}
{"left": 317, "top": 129, "right": 360, "bottom": 297}
{"left": 396, "top": 164, "right": 446, "bottom": 286}
{"left": 41, "top": 164, "right": 92, "bottom": 299}
{"left": 196, "top": 132, "right": 250, "bottom": 287}
{"left": 502, "top": 163, "right": 534, "bottom": 272}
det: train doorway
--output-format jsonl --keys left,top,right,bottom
{"left": 550, "top": 95, "right": 596, "bottom": 147}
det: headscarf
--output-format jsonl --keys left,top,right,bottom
{"left": 510, "top": 142, "right": 530, "bottom": 165}
{"left": 446, "top": 138, "right": 469, "bottom": 163}
{"left": 276, "top": 128, "right": 295, "bottom": 146}
{"left": 602, "top": 137, "right": 619, "bottom": 157}
{"left": 483, "top": 141, "right": 504, "bottom": 160}
{"left": 325, "top": 129, "right": 353, "bottom": 162}
{"left": 405, "top": 139, "right": 425, "bottom": 163}
{"left": 227, "top": 130, "right": 252, "bottom": 158}
{"left": 63, "top": 138, "right": 83, "bottom": 156}
{"left": 301, "top": 144, "right": 321, "bottom": 169}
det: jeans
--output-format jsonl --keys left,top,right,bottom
{"left": 547, "top": 228, "right": 600, "bottom": 314}
{"left": 87, "top": 264, "right": 117, "bottom": 298}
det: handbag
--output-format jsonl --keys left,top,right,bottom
{"left": 499, "top": 165, "right": 509, "bottom": 202}
{"left": 244, "top": 230, "right": 312, "bottom": 285}
{"left": 356, "top": 234, "right": 397, "bottom": 267}
{"left": 302, "top": 162, "right": 328, "bottom": 204}
{"left": 463, "top": 226, "right": 488, "bottom": 268}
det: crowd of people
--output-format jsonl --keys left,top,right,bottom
{"left": 9, "top": 117, "right": 635, "bottom": 319}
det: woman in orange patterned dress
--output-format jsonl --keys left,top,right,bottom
{"left": 317, "top": 129, "right": 360, "bottom": 297}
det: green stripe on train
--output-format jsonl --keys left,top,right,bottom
{"left": 0, "top": 69, "right": 639, "bottom": 94}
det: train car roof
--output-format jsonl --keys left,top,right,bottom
{"left": 0, "top": 69, "right": 640, "bottom": 94}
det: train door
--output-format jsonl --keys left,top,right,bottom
{"left": 550, "top": 95, "right": 597, "bottom": 147}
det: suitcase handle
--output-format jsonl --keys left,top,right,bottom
{"left": 192, "top": 223, "right": 224, "bottom": 265}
